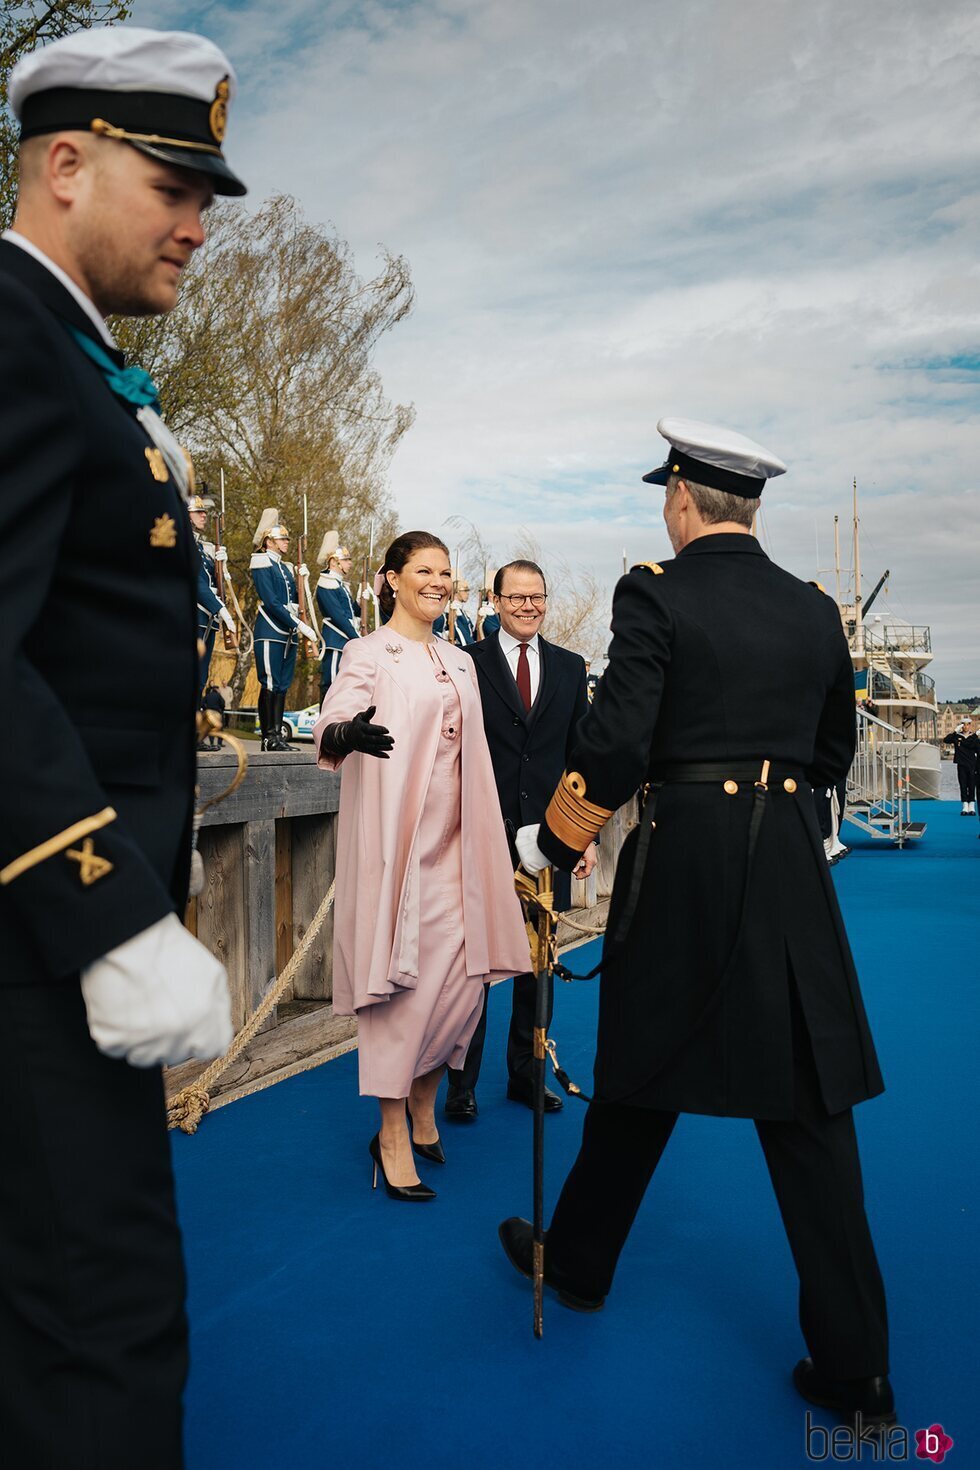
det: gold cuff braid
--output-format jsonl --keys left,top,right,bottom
{"left": 0, "top": 807, "right": 117, "bottom": 886}
{"left": 544, "top": 770, "right": 613, "bottom": 851}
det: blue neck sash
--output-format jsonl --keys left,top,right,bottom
{"left": 64, "top": 323, "right": 161, "bottom": 412}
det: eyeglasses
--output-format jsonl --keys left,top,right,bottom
{"left": 499, "top": 594, "right": 547, "bottom": 609}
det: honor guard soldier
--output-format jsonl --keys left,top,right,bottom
{"left": 0, "top": 25, "right": 244, "bottom": 1466}
{"left": 189, "top": 492, "right": 235, "bottom": 698}
{"left": 316, "top": 529, "right": 360, "bottom": 702}
{"left": 251, "top": 507, "right": 320, "bottom": 750}
{"left": 445, "top": 571, "right": 476, "bottom": 646}
{"left": 476, "top": 568, "right": 501, "bottom": 639}
{"left": 504, "top": 419, "right": 894, "bottom": 1432}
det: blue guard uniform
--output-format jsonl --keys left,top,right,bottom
{"left": 188, "top": 494, "right": 232, "bottom": 698}
{"left": 250, "top": 508, "right": 318, "bottom": 750}
{"left": 443, "top": 575, "right": 476, "bottom": 646}
{"left": 315, "top": 530, "right": 361, "bottom": 700}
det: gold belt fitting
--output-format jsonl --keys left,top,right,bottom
{"left": 755, "top": 759, "right": 771, "bottom": 791}
{"left": 533, "top": 1026, "right": 547, "bottom": 1061}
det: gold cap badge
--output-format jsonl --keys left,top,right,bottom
{"left": 209, "top": 77, "right": 230, "bottom": 144}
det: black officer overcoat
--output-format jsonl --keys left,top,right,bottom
{"left": 0, "top": 241, "right": 198, "bottom": 982}
{"left": 539, "top": 535, "right": 883, "bottom": 1119}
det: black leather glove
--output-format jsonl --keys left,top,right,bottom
{"left": 319, "top": 705, "right": 394, "bottom": 759}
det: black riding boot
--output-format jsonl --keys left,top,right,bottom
{"left": 257, "top": 687, "right": 276, "bottom": 751}
{"left": 272, "top": 690, "right": 295, "bottom": 749}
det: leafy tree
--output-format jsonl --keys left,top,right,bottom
{"left": 114, "top": 194, "right": 414, "bottom": 705}
{"left": 1, "top": 2, "right": 131, "bottom": 228}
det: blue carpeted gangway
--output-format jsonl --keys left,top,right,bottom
{"left": 173, "top": 800, "right": 976, "bottom": 1469}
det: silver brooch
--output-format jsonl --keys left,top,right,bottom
{"left": 385, "top": 641, "right": 403, "bottom": 663}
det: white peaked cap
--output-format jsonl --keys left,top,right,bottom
{"left": 643, "top": 417, "right": 787, "bottom": 497}
{"left": 9, "top": 27, "right": 238, "bottom": 114}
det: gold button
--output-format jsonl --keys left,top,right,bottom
{"left": 783, "top": 778, "right": 797, "bottom": 793}
{"left": 724, "top": 780, "right": 738, "bottom": 795}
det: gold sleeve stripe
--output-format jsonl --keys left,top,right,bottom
{"left": 631, "top": 561, "right": 664, "bottom": 575}
{"left": 0, "top": 807, "right": 117, "bottom": 886}
{"left": 545, "top": 771, "right": 613, "bottom": 852}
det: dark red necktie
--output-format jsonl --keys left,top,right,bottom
{"left": 516, "top": 641, "right": 532, "bottom": 711}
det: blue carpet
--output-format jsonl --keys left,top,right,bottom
{"left": 173, "top": 800, "right": 976, "bottom": 1469}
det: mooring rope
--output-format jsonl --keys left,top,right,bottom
{"left": 167, "top": 880, "right": 335, "bottom": 1134}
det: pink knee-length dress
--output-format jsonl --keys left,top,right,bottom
{"left": 311, "top": 629, "right": 531, "bottom": 1100}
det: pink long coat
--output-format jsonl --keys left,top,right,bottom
{"left": 312, "top": 629, "right": 531, "bottom": 1016}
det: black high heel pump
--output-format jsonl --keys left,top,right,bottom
{"left": 406, "top": 1109, "right": 446, "bottom": 1165}
{"left": 369, "top": 1134, "right": 436, "bottom": 1201}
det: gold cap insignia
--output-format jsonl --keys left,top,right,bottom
{"left": 150, "top": 514, "right": 177, "bottom": 549}
{"left": 145, "top": 447, "right": 169, "bottom": 482}
{"left": 209, "top": 77, "right": 230, "bottom": 144}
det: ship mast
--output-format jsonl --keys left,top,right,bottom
{"left": 852, "top": 477, "right": 864, "bottom": 656}
{"left": 833, "top": 514, "right": 841, "bottom": 609}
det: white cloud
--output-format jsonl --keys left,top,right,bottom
{"left": 140, "top": 0, "right": 980, "bottom": 692}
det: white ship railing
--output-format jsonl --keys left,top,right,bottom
{"left": 846, "top": 708, "right": 925, "bottom": 847}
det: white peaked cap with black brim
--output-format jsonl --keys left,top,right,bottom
{"left": 642, "top": 417, "right": 787, "bottom": 498}
{"left": 9, "top": 26, "right": 247, "bottom": 197}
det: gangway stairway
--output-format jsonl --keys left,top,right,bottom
{"left": 844, "top": 708, "right": 927, "bottom": 847}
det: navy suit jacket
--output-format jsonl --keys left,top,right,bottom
{"left": 466, "top": 631, "right": 589, "bottom": 908}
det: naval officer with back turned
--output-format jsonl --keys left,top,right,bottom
{"left": 502, "top": 419, "right": 894, "bottom": 1433}
{"left": 0, "top": 25, "right": 243, "bottom": 1466}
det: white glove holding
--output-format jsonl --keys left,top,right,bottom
{"left": 298, "top": 563, "right": 310, "bottom": 579}
{"left": 516, "top": 823, "right": 549, "bottom": 875}
{"left": 80, "top": 913, "right": 233, "bottom": 1068}
{"left": 219, "top": 606, "right": 236, "bottom": 632}
{"left": 358, "top": 584, "right": 375, "bottom": 601}
{"left": 297, "top": 620, "right": 320, "bottom": 643}
{"left": 214, "top": 547, "right": 228, "bottom": 564}
{"left": 479, "top": 599, "right": 495, "bottom": 618}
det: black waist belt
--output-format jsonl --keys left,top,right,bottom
{"left": 648, "top": 761, "right": 805, "bottom": 787}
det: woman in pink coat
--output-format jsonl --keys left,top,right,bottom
{"left": 313, "top": 532, "right": 531, "bottom": 1201}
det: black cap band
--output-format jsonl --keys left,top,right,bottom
{"left": 20, "top": 86, "right": 214, "bottom": 146}
{"left": 642, "top": 448, "right": 766, "bottom": 497}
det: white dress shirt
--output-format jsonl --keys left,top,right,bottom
{"left": 498, "top": 628, "right": 541, "bottom": 705}
{"left": 2, "top": 228, "right": 117, "bottom": 347}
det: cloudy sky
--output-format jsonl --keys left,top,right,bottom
{"left": 141, "top": 0, "right": 979, "bottom": 694}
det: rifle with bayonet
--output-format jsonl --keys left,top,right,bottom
{"left": 360, "top": 518, "right": 376, "bottom": 635}
{"left": 297, "top": 494, "right": 324, "bottom": 660}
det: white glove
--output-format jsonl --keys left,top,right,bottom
{"left": 219, "top": 606, "right": 236, "bottom": 632}
{"left": 81, "top": 913, "right": 233, "bottom": 1068}
{"left": 297, "top": 620, "right": 320, "bottom": 643}
{"left": 214, "top": 547, "right": 228, "bottom": 564}
{"left": 298, "top": 563, "right": 309, "bottom": 579}
{"left": 516, "top": 823, "right": 549, "bottom": 874}
{"left": 479, "top": 600, "right": 495, "bottom": 618}
{"left": 358, "top": 584, "right": 375, "bottom": 601}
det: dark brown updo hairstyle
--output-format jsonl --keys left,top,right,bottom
{"left": 378, "top": 531, "right": 450, "bottom": 620}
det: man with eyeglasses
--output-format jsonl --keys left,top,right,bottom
{"left": 445, "top": 559, "right": 595, "bottom": 1120}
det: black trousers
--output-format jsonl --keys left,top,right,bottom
{"left": 447, "top": 970, "right": 555, "bottom": 1092}
{"left": 955, "top": 764, "right": 976, "bottom": 802}
{"left": 546, "top": 989, "right": 889, "bottom": 1380}
{"left": 0, "top": 980, "right": 188, "bottom": 1468}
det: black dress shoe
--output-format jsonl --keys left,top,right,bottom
{"left": 506, "top": 1078, "right": 563, "bottom": 1112}
{"left": 792, "top": 1358, "right": 896, "bottom": 1427}
{"left": 497, "top": 1217, "right": 604, "bottom": 1312}
{"left": 444, "top": 1087, "right": 478, "bottom": 1121}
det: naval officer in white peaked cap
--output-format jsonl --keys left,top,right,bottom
{"left": 505, "top": 415, "right": 894, "bottom": 1436}
{"left": 0, "top": 25, "right": 246, "bottom": 1469}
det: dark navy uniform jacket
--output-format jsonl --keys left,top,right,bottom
{"left": 444, "top": 606, "right": 476, "bottom": 647}
{"left": 538, "top": 534, "right": 883, "bottom": 1120}
{"left": 251, "top": 552, "right": 301, "bottom": 642}
{"left": 316, "top": 573, "right": 360, "bottom": 651}
{"left": 0, "top": 240, "right": 197, "bottom": 981}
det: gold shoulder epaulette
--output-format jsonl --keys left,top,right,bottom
{"left": 544, "top": 771, "right": 614, "bottom": 852}
{"left": 631, "top": 561, "right": 664, "bottom": 575}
